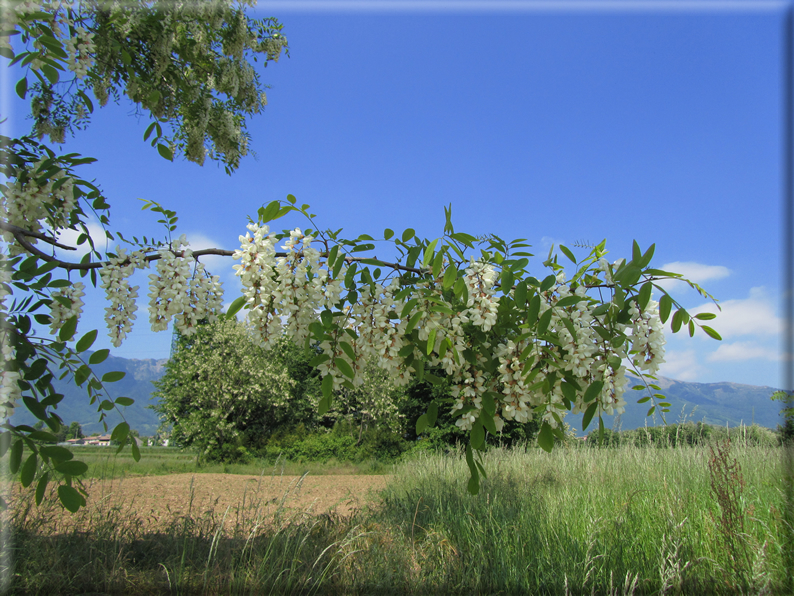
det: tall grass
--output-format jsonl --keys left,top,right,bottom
{"left": 2, "top": 441, "right": 788, "bottom": 595}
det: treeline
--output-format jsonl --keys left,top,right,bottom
{"left": 583, "top": 420, "right": 785, "bottom": 448}
{"left": 153, "top": 319, "right": 788, "bottom": 464}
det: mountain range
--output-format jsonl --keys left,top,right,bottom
{"left": 10, "top": 353, "right": 787, "bottom": 437}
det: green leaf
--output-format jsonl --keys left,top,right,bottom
{"left": 58, "top": 485, "right": 86, "bottom": 513}
{"left": 9, "top": 440, "right": 23, "bottom": 474}
{"left": 426, "top": 328, "right": 437, "bottom": 355}
{"left": 35, "top": 472, "right": 49, "bottom": 506}
{"left": 514, "top": 280, "right": 528, "bottom": 308}
{"left": 101, "top": 371, "right": 125, "bottom": 383}
{"left": 41, "top": 63, "right": 59, "bottom": 85}
{"left": 471, "top": 421, "right": 485, "bottom": 450}
{"left": 110, "top": 422, "right": 129, "bottom": 445}
{"left": 422, "top": 239, "right": 439, "bottom": 268}
{"left": 694, "top": 312, "right": 717, "bottom": 320}
{"left": 427, "top": 402, "right": 438, "bottom": 427}
{"left": 482, "top": 412, "right": 497, "bottom": 435}
{"left": 28, "top": 431, "right": 57, "bottom": 443}
{"left": 647, "top": 405, "right": 656, "bottom": 417}
{"left": 540, "top": 275, "right": 556, "bottom": 292}
{"left": 54, "top": 460, "right": 89, "bottom": 476}
{"left": 632, "top": 240, "right": 642, "bottom": 263}
{"left": 501, "top": 267, "right": 514, "bottom": 293}
{"left": 671, "top": 309, "right": 684, "bottom": 333}
{"left": 20, "top": 453, "right": 37, "bottom": 488}
{"left": 638, "top": 282, "right": 653, "bottom": 311}
{"left": 582, "top": 402, "right": 598, "bottom": 431}
{"left": 527, "top": 294, "right": 541, "bottom": 323}
{"left": 659, "top": 293, "right": 673, "bottom": 323}
{"left": 402, "top": 228, "right": 415, "bottom": 242}
{"left": 384, "top": 228, "right": 394, "bottom": 240}
{"left": 416, "top": 413, "right": 429, "bottom": 435}
{"left": 58, "top": 315, "right": 77, "bottom": 341}
{"left": 405, "top": 311, "right": 424, "bottom": 334}
{"left": 442, "top": 263, "right": 457, "bottom": 290}
{"left": 701, "top": 325, "right": 722, "bottom": 340}
{"left": 225, "top": 296, "right": 247, "bottom": 320}
{"left": 321, "top": 373, "right": 334, "bottom": 400}
{"left": 89, "top": 349, "right": 109, "bottom": 365}
{"left": 15, "top": 77, "right": 27, "bottom": 99}
{"left": 583, "top": 380, "right": 604, "bottom": 403}
{"left": 638, "top": 243, "right": 655, "bottom": 268}
{"left": 335, "top": 358, "right": 355, "bottom": 379}
{"left": 75, "top": 329, "right": 97, "bottom": 353}
{"left": 115, "top": 397, "right": 134, "bottom": 407}
{"left": 309, "top": 353, "right": 330, "bottom": 367}
{"left": 147, "top": 89, "right": 161, "bottom": 105}
{"left": 556, "top": 295, "right": 584, "bottom": 308}
{"left": 559, "top": 244, "right": 577, "bottom": 264}
{"left": 339, "top": 341, "right": 356, "bottom": 362}
{"left": 143, "top": 121, "right": 157, "bottom": 142}
{"left": 537, "top": 421, "right": 554, "bottom": 452}
{"left": 431, "top": 251, "right": 444, "bottom": 278}
{"left": 157, "top": 143, "right": 173, "bottom": 161}
{"left": 131, "top": 440, "right": 141, "bottom": 462}
{"left": 537, "top": 308, "right": 553, "bottom": 335}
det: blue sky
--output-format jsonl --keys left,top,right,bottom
{"left": 3, "top": 1, "right": 789, "bottom": 389}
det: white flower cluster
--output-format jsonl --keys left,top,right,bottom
{"left": 48, "top": 281, "right": 85, "bottom": 339}
{"left": 147, "top": 235, "right": 222, "bottom": 336}
{"left": 462, "top": 260, "right": 499, "bottom": 331}
{"left": 173, "top": 260, "right": 223, "bottom": 337}
{"left": 0, "top": 252, "right": 20, "bottom": 419}
{"left": 100, "top": 248, "right": 147, "bottom": 347}
{"left": 0, "top": 161, "right": 76, "bottom": 255}
{"left": 629, "top": 299, "right": 666, "bottom": 375}
{"left": 64, "top": 26, "right": 95, "bottom": 79}
{"left": 233, "top": 224, "right": 343, "bottom": 350}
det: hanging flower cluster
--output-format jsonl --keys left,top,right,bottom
{"left": 48, "top": 280, "right": 85, "bottom": 339}
{"left": 148, "top": 235, "right": 224, "bottom": 336}
{"left": 0, "top": 161, "right": 76, "bottom": 255}
{"left": 100, "top": 248, "right": 147, "bottom": 347}
{"left": 64, "top": 26, "right": 95, "bottom": 79}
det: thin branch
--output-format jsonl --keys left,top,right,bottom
{"left": 0, "top": 221, "right": 77, "bottom": 250}
{"left": 4, "top": 227, "right": 429, "bottom": 275}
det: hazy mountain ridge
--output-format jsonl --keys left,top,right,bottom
{"left": 10, "top": 354, "right": 786, "bottom": 438}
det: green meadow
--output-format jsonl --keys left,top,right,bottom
{"left": 3, "top": 437, "right": 790, "bottom": 595}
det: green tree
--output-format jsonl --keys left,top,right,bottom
{"left": 155, "top": 318, "right": 410, "bottom": 462}
{"left": 153, "top": 318, "right": 296, "bottom": 462}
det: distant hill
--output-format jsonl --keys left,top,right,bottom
{"left": 10, "top": 354, "right": 786, "bottom": 438}
{"left": 566, "top": 375, "right": 785, "bottom": 437}
{"left": 10, "top": 352, "right": 167, "bottom": 436}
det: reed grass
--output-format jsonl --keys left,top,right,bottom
{"left": 1, "top": 440, "right": 788, "bottom": 595}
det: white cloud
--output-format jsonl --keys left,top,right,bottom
{"left": 655, "top": 261, "right": 730, "bottom": 293}
{"left": 689, "top": 286, "right": 783, "bottom": 339}
{"left": 186, "top": 233, "right": 230, "bottom": 272}
{"left": 657, "top": 349, "right": 703, "bottom": 381}
{"left": 707, "top": 341, "right": 782, "bottom": 363}
{"left": 52, "top": 220, "right": 108, "bottom": 258}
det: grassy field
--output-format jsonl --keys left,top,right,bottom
{"left": 2, "top": 440, "right": 791, "bottom": 595}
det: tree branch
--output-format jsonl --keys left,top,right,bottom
{"left": 3, "top": 226, "right": 429, "bottom": 275}
{"left": 0, "top": 221, "right": 77, "bottom": 250}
